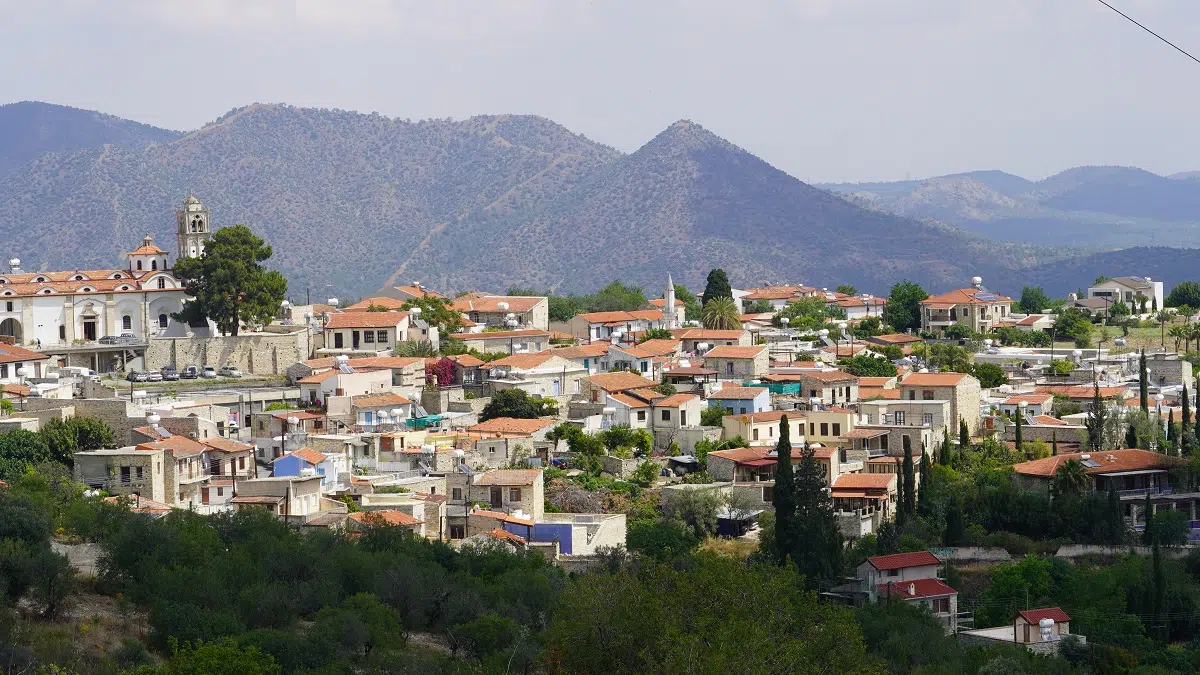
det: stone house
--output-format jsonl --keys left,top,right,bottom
{"left": 899, "top": 372, "right": 982, "bottom": 435}
{"left": 919, "top": 279, "right": 1012, "bottom": 334}
{"left": 451, "top": 294, "right": 549, "bottom": 331}
{"left": 796, "top": 369, "right": 858, "bottom": 405}
{"left": 703, "top": 345, "right": 768, "bottom": 380}
{"left": 486, "top": 352, "right": 587, "bottom": 398}
{"left": 450, "top": 329, "right": 551, "bottom": 355}
{"left": 322, "top": 311, "right": 410, "bottom": 354}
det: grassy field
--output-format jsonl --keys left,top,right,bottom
{"left": 1051, "top": 321, "right": 1184, "bottom": 356}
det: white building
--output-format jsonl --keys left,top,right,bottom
{"left": 0, "top": 196, "right": 212, "bottom": 349}
{"left": 1087, "top": 276, "right": 1164, "bottom": 313}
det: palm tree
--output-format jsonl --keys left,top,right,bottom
{"left": 1052, "top": 458, "right": 1091, "bottom": 500}
{"left": 1157, "top": 311, "right": 1171, "bottom": 348}
{"left": 1169, "top": 324, "right": 1187, "bottom": 352}
{"left": 701, "top": 297, "right": 741, "bottom": 330}
{"left": 1188, "top": 324, "right": 1200, "bottom": 355}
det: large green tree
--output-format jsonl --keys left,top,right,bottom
{"left": 172, "top": 225, "right": 287, "bottom": 336}
{"left": 400, "top": 296, "right": 464, "bottom": 335}
{"left": 701, "top": 296, "right": 741, "bottom": 330}
{"left": 1018, "top": 285, "right": 1052, "bottom": 314}
{"left": 884, "top": 281, "right": 928, "bottom": 333}
{"left": 1166, "top": 280, "right": 1200, "bottom": 308}
{"left": 791, "top": 443, "right": 842, "bottom": 590}
{"left": 700, "top": 269, "right": 733, "bottom": 306}
{"left": 478, "top": 389, "right": 558, "bottom": 421}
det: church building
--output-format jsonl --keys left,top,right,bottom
{"left": 0, "top": 196, "right": 212, "bottom": 349}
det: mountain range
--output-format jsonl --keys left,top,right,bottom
{"left": 0, "top": 100, "right": 1197, "bottom": 299}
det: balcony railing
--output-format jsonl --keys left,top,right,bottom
{"left": 1118, "top": 486, "right": 1173, "bottom": 497}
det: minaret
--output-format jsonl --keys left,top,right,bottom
{"left": 664, "top": 274, "right": 678, "bottom": 329}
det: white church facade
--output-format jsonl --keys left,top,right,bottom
{"left": 0, "top": 196, "right": 212, "bottom": 349}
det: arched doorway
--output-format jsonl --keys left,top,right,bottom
{"left": 0, "top": 318, "right": 22, "bottom": 343}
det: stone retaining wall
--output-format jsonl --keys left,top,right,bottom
{"left": 144, "top": 330, "right": 310, "bottom": 375}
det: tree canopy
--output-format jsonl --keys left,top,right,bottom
{"left": 1018, "top": 286, "right": 1052, "bottom": 314}
{"left": 400, "top": 296, "right": 464, "bottom": 335}
{"left": 172, "top": 225, "right": 287, "bottom": 336}
{"left": 478, "top": 389, "right": 559, "bottom": 421}
{"left": 700, "top": 268, "right": 733, "bottom": 306}
{"left": 884, "top": 281, "right": 928, "bottom": 333}
{"left": 1166, "top": 281, "right": 1200, "bottom": 308}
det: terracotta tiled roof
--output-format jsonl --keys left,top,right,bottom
{"left": 609, "top": 393, "right": 650, "bottom": 408}
{"left": 490, "top": 353, "right": 555, "bottom": 369}
{"left": 453, "top": 329, "right": 549, "bottom": 340}
{"left": 841, "top": 428, "right": 888, "bottom": 439}
{"left": 705, "top": 345, "right": 766, "bottom": 359}
{"left": 129, "top": 242, "right": 167, "bottom": 255}
{"left": 629, "top": 387, "right": 665, "bottom": 401}
{"left": 722, "top": 410, "right": 802, "bottom": 424}
{"left": 1036, "top": 385, "right": 1128, "bottom": 399}
{"left": 325, "top": 311, "right": 408, "bottom": 329}
{"left": 587, "top": 371, "right": 658, "bottom": 392}
{"left": 868, "top": 550, "right": 940, "bottom": 570}
{"left": 231, "top": 495, "right": 286, "bottom": 505}
{"left": 283, "top": 447, "right": 328, "bottom": 465}
{"left": 349, "top": 510, "right": 422, "bottom": 526}
{"left": 707, "top": 447, "right": 770, "bottom": 463}
{"left": 445, "top": 353, "right": 485, "bottom": 367}
{"left": 200, "top": 437, "right": 254, "bottom": 453}
{"left": 861, "top": 387, "right": 903, "bottom": 400}
{"left": 800, "top": 369, "right": 857, "bottom": 383}
{"left": 1017, "top": 608, "right": 1070, "bottom": 624}
{"left": 867, "top": 333, "right": 924, "bottom": 345}
{"left": 832, "top": 473, "right": 895, "bottom": 490}
{"left": 676, "top": 328, "right": 749, "bottom": 340}
{"left": 104, "top": 495, "right": 174, "bottom": 514}
{"left": 1003, "top": 393, "right": 1055, "bottom": 406}
{"left": 352, "top": 392, "right": 413, "bottom": 408}
{"left": 451, "top": 295, "right": 543, "bottom": 313}
{"left": 343, "top": 296, "right": 409, "bottom": 312}
{"left": 467, "top": 418, "right": 555, "bottom": 436}
{"left": 271, "top": 410, "right": 325, "bottom": 421}
{"left": 920, "top": 288, "right": 1013, "bottom": 306}
{"left": 576, "top": 309, "right": 663, "bottom": 323}
{"left": 879, "top": 578, "right": 957, "bottom": 600}
{"left": 1, "top": 384, "right": 30, "bottom": 396}
{"left": 548, "top": 344, "right": 609, "bottom": 359}
{"left": 1011, "top": 448, "right": 1181, "bottom": 478}
{"left": 136, "top": 435, "right": 208, "bottom": 459}
{"left": 0, "top": 343, "right": 49, "bottom": 364}
{"left": 653, "top": 393, "right": 699, "bottom": 407}
{"left": 469, "top": 509, "right": 534, "bottom": 526}
{"left": 392, "top": 284, "right": 443, "bottom": 299}
{"left": 901, "top": 372, "right": 969, "bottom": 387}
{"left": 298, "top": 370, "right": 341, "bottom": 384}
{"left": 484, "top": 527, "right": 527, "bottom": 544}
{"left": 741, "top": 285, "right": 814, "bottom": 300}
{"left": 1032, "top": 415, "right": 1072, "bottom": 426}
{"left": 706, "top": 386, "right": 768, "bottom": 400}
{"left": 858, "top": 377, "right": 896, "bottom": 387}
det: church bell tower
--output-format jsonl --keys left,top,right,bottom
{"left": 176, "top": 195, "right": 211, "bottom": 262}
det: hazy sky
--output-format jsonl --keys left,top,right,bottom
{"left": 2, "top": 0, "right": 1198, "bottom": 182}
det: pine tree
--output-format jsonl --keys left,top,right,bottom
{"left": 1139, "top": 349, "right": 1149, "bottom": 414}
{"left": 770, "top": 416, "right": 795, "bottom": 565}
{"left": 1051, "top": 430, "right": 1058, "bottom": 456}
{"left": 901, "top": 437, "right": 915, "bottom": 518}
{"left": 791, "top": 442, "right": 842, "bottom": 590}
{"left": 1086, "top": 380, "right": 1108, "bottom": 451}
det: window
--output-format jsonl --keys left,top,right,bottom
{"left": 727, "top": 362, "right": 733, "bottom": 375}
{"left": 640, "top": 361, "right": 648, "bottom": 373}
{"left": 59, "top": 325, "right": 65, "bottom": 340}
{"left": 507, "top": 487, "right": 522, "bottom": 501}
{"left": 895, "top": 411, "right": 905, "bottom": 424}
{"left": 922, "top": 390, "right": 935, "bottom": 401}
{"left": 761, "top": 486, "right": 773, "bottom": 501}
{"left": 238, "top": 457, "right": 245, "bottom": 470}
{"left": 881, "top": 435, "right": 889, "bottom": 450}
{"left": 886, "top": 569, "right": 899, "bottom": 577}
{"left": 845, "top": 386, "right": 851, "bottom": 399}
{"left": 449, "top": 524, "right": 466, "bottom": 539}
{"left": 376, "top": 330, "right": 387, "bottom": 342}
{"left": 452, "top": 487, "right": 463, "bottom": 501}
{"left": 932, "top": 597, "right": 950, "bottom": 614}
{"left": 122, "top": 315, "right": 132, "bottom": 330}
{"left": 832, "top": 423, "right": 841, "bottom": 436}
{"left": 923, "top": 413, "right": 933, "bottom": 425}
{"left": 820, "top": 423, "right": 828, "bottom": 436}
{"left": 809, "top": 423, "right": 815, "bottom": 436}
{"left": 739, "top": 407, "right": 747, "bottom": 414}
{"left": 753, "top": 428, "right": 759, "bottom": 441}
{"left": 334, "top": 333, "right": 344, "bottom": 348}
{"left": 908, "top": 391, "right": 916, "bottom": 400}
{"left": 768, "top": 426, "right": 773, "bottom": 437}
{"left": 136, "top": 467, "right": 144, "bottom": 480}
{"left": 158, "top": 278, "right": 166, "bottom": 289}
{"left": 151, "top": 260, "right": 157, "bottom": 271}
{"left": 3, "top": 302, "right": 9, "bottom": 312}
{"left": 363, "top": 331, "right": 375, "bottom": 343}
{"left": 136, "top": 261, "right": 143, "bottom": 271}
{"left": 661, "top": 410, "right": 670, "bottom": 422}
{"left": 637, "top": 410, "right": 646, "bottom": 421}
{"left": 158, "top": 314, "right": 168, "bottom": 328}
{"left": 810, "top": 389, "right": 818, "bottom": 398}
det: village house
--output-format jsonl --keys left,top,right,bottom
{"left": 377, "top": 283, "right": 444, "bottom": 302}
{"left": 704, "top": 344, "right": 769, "bottom": 380}
{"left": 960, "top": 608, "right": 1082, "bottom": 654}
{"left": 272, "top": 447, "right": 348, "bottom": 491}
{"left": 899, "top": 371, "right": 983, "bottom": 435}
{"left": 1000, "top": 392, "right": 1056, "bottom": 418}
{"left": 706, "top": 385, "right": 771, "bottom": 415}
{"left": 544, "top": 343, "right": 609, "bottom": 375}
{"left": 297, "top": 363, "right": 392, "bottom": 407}
{"left": 287, "top": 355, "right": 426, "bottom": 394}
{"left": 348, "top": 392, "right": 414, "bottom": 430}
{"left": 0, "top": 343, "right": 49, "bottom": 381}
{"left": 487, "top": 352, "right": 587, "bottom": 397}
{"left": 565, "top": 309, "right": 666, "bottom": 341}
{"left": 863, "top": 333, "right": 924, "bottom": 354}
{"left": 721, "top": 410, "right": 806, "bottom": 446}
{"left": 919, "top": 278, "right": 1012, "bottom": 334}
{"left": 734, "top": 285, "right": 817, "bottom": 310}
{"left": 795, "top": 369, "right": 859, "bottom": 405}
{"left": 805, "top": 408, "right": 857, "bottom": 447}
{"left": 466, "top": 417, "right": 557, "bottom": 468}
{"left": 451, "top": 294, "right": 550, "bottom": 331}
{"left": 347, "top": 510, "right": 426, "bottom": 536}
{"left": 251, "top": 410, "right": 329, "bottom": 462}
{"left": 1087, "top": 276, "right": 1163, "bottom": 312}
{"left": 322, "top": 311, "right": 410, "bottom": 354}
{"left": 230, "top": 475, "right": 327, "bottom": 523}
{"left": 834, "top": 294, "right": 887, "bottom": 320}
{"left": 451, "top": 329, "right": 551, "bottom": 355}
{"left": 857, "top": 551, "right": 957, "bottom": 630}
{"left": 673, "top": 328, "right": 752, "bottom": 352}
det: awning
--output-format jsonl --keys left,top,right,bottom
{"left": 1099, "top": 469, "right": 1167, "bottom": 477}
{"left": 740, "top": 458, "right": 776, "bottom": 467}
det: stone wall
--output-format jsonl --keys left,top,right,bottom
{"left": 144, "top": 329, "right": 310, "bottom": 375}
{"left": 597, "top": 455, "right": 640, "bottom": 478}
{"left": 22, "top": 398, "right": 141, "bottom": 445}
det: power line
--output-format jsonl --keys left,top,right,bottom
{"left": 1094, "top": 0, "right": 1200, "bottom": 67}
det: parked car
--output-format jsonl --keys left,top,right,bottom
{"left": 146, "top": 371, "right": 163, "bottom": 382}
{"left": 219, "top": 365, "right": 243, "bottom": 378}
{"left": 126, "top": 370, "right": 149, "bottom": 382}
{"left": 160, "top": 366, "right": 178, "bottom": 381}
{"left": 181, "top": 365, "right": 199, "bottom": 379}
{"left": 98, "top": 336, "right": 120, "bottom": 345}
{"left": 202, "top": 365, "right": 218, "bottom": 378}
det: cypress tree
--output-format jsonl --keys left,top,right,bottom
{"left": 1106, "top": 482, "right": 1123, "bottom": 545}
{"left": 943, "top": 498, "right": 964, "bottom": 546}
{"left": 1051, "top": 430, "right": 1058, "bottom": 456}
{"left": 700, "top": 268, "right": 733, "bottom": 306}
{"left": 1139, "top": 349, "right": 1149, "bottom": 413}
{"left": 1014, "top": 407, "right": 1023, "bottom": 453}
{"left": 1125, "top": 423, "right": 1138, "bottom": 450}
{"left": 917, "top": 443, "right": 931, "bottom": 515}
{"left": 901, "top": 436, "right": 916, "bottom": 518}
{"left": 895, "top": 463, "right": 906, "bottom": 528}
{"left": 1142, "top": 492, "right": 1153, "bottom": 546}
{"left": 792, "top": 442, "right": 842, "bottom": 590}
{"left": 959, "top": 418, "right": 970, "bottom": 452}
{"left": 1153, "top": 541, "right": 1167, "bottom": 641}
{"left": 1182, "top": 385, "right": 1191, "bottom": 447}
{"left": 770, "top": 416, "right": 795, "bottom": 565}
{"left": 941, "top": 427, "right": 952, "bottom": 465}
{"left": 1086, "top": 380, "right": 1108, "bottom": 451}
